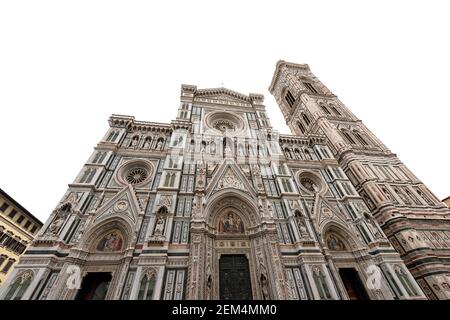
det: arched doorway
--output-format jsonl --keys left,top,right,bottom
{"left": 187, "top": 191, "right": 286, "bottom": 300}
{"left": 323, "top": 226, "right": 371, "bottom": 300}
{"left": 63, "top": 219, "right": 133, "bottom": 300}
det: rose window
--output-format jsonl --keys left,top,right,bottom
{"left": 213, "top": 120, "right": 235, "bottom": 132}
{"left": 300, "top": 177, "right": 318, "bottom": 192}
{"left": 125, "top": 168, "right": 149, "bottom": 185}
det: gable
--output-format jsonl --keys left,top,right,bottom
{"left": 90, "top": 185, "right": 143, "bottom": 231}
{"left": 206, "top": 159, "right": 257, "bottom": 198}
{"left": 194, "top": 88, "right": 252, "bottom": 106}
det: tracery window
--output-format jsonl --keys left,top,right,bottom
{"left": 285, "top": 90, "right": 296, "bottom": 108}
{"left": 137, "top": 270, "right": 156, "bottom": 300}
{"left": 4, "top": 271, "right": 32, "bottom": 300}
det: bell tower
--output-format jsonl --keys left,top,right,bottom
{"left": 269, "top": 60, "right": 450, "bottom": 300}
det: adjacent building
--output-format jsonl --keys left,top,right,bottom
{"left": 0, "top": 188, "right": 42, "bottom": 287}
{"left": 1, "top": 61, "right": 449, "bottom": 300}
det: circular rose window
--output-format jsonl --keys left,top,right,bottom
{"left": 205, "top": 111, "right": 245, "bottom": 134}
{"left": 116, "top": 159, "right": 154, "bottom": 186}
{"left": 125, "top": 168, "right": 148, "bottom": 184}
{"left": 300, "top": 177, "right": 318, "bottom": 192}
{"left": 298, "top": 171, "right": 325, "bottom": 194}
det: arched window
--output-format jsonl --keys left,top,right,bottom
{"left": 320, "top": 105, "right": 331, "bottom": 115}
{"left": 297, "top": 121, "right": 305, "bottom": 134}
{"left": 285, "top": 90, "right": 296, "bottom": 108}
{"left": 106, "top": 130, "right": 116, "bottom": 142}
{"left": 341, "top": 129, "right": 356, "bottom": 144}
{"left": 4, "top": 272, "right": 33, "bottom": 300}
{"left": 112, "top": 130, "right": 120, "bottom": 141}
{"left": 353, "top": 131, "right": 369, "bottom": 146}
{"left": 137, "top": 270, "right": 156, "bottom": 300}
{"left": 329, "top": 104, "right": 341, "bottom": 116}
{"left": 294, "top": 148, "right": 302, "bottom": 159}
{"left": 169, "top": 173, "right": 176, "bottom": 187}
{"left": 302, "top": 113, "right": 311, "bottom": 126}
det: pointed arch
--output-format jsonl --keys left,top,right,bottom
{"left": 81, "top": 217, "right": 133, "bottom": 252}
{"left": 205, "top": 189, "right": 260, "bottom": 228}
{"left": 137, "top": 268, "right": 157, "bottom": 300}
{"left": 4, "top": 270, "right": 34, "bottom": 300}
{"left": 321, "top": 222, "right": 360, "bottom": 251}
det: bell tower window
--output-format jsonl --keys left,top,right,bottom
{"left": 303, "top": 82, "right": 318, "bottom": 94}
{"left": 285, "top": 90, "right": 296, "bottom": 108}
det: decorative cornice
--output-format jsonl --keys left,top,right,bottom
{"left": 109, "top": 114, "right": 172, "bottom": 133}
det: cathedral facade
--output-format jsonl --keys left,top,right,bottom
{"left": 1, "top": 61, "right": 449, "bottom": 300}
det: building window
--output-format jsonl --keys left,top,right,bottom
{"left": 285, "top": 90, "right": 296, "bottom": 108}
{"left": 353, "top": 131, "right": 369, "bottom": 146}
{"left": 320, "top": 104, "right": 331, "bottom": 115}
{"left": 4, "top": 271, "right": 32, "bottom": 300}
{"left": 8, "top": 209, "right": 17, "bottom": 219}
{"left": 79, "top": 168, "right": 96, "bottom": 184}
{"left": 1, "top": 258, "right": 15, "bottom": 273}
{"left": 106, "top": 130, "right": 120, "bottom": 142}
{"left": 281, "top": 178, "right": 294, "bottom": 193}
{"left": 302, "top": 113, "right": 311, "bottom": 126}
{"left": 30, "top": 225, "right": 37, "bottom": 234}
{"left": 24, "top": 221, "right": 31, "bottom": 229}
{"left": 16, "top": 215, "right": 24, "bottom": 224}
{"left": 164, "top": 173, "right": 177, "bottom": 188}
{"left": 341, "top": 129, "right": 356, "bottom": 144}
{"left": 303, "top": 82, "right": 318, "bottom": 94}
{"left": 0, "top": 203, "right": 9, "bottom": 212}
{"left": 138, "top": 270, "right": 156, "bottom": 300}
{"left": 191, "top": 106, "right": 202, "bottom": 116}
{"left": 329, "top": 104, "right": 341, "bottom": 116}
{"left": 297, "top": 121, "right": 306, "bottom": 134}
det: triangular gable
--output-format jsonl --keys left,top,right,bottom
{"left": 206, "top": 158, "right": 257, "bottom": 198}
{"left": 91, "top": 185, "right": 143, "bottom": 230}
{"left": 312, "top": 194, "right": 348, "bottom": 230}
{"left": 195, "top": 88, "right": 252, "bottom": 105}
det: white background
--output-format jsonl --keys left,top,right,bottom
{"left": 0, "top": 1, "right": 449, "bottom": 222}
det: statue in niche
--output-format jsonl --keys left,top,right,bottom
{"left": 48, "top": 203, "right": 71, "bottom": 235}
{"left": 259, "top": 262, "right": 270, "bottom": 300}
{"left": 205, "top": 264, "right": 212, "bottom": 300}
{"left": 153, "top": 216, "right": 165, "bottom": 236}
{"left": 96, "top": 231, "right": 123, "bottom": 252}
{"left": 327, "top": 234, "right": 345, "bottom": 251}
{"left": 156, "top": 139, "right": 163, "bottom": 150}
{"left": 218, "top": 212, "right": 244, "bottom": 233}
{"left": 295, "top": 211, "right": 309, "bottom": 239}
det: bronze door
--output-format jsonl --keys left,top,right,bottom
{"left": 219, "top": 255, "right": 253, "bottom": 300}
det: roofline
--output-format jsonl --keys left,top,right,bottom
{"left": 268, "top": 60, "right": 311, "bottom": 94}
{"left": 0, "top": 188, "right": 43, "bottom": 226}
